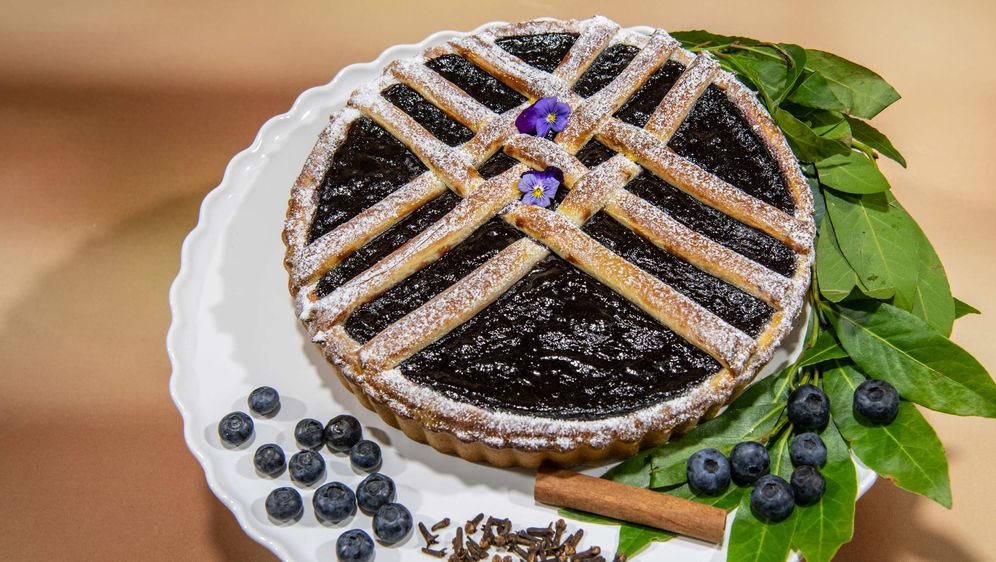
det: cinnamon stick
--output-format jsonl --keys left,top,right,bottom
{"left": 534, "top": 467, "right": 727, "bottom": 544}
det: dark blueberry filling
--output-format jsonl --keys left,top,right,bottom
{"left": 381, "top": 83, "right": 474, "bottom": 146}
{"left": 495, "top": 33, "right": 578, "bottom": 73}
{"left": 615, "top": 60, "right": 686, "bottom": 127}
{"left": 584, "top": 213, "right": 773, "bottom": 336}
{"left": 573, "top": 44, "right": 640, "bottom": 97}
{"left": 476, "top": 150, "right": 519, "bottom": 179}
{"left": 345, "top": 217, "right": 524, "bottom": 341}
{"left": 400, "top": 254, "right": 721, "bottom": 420}
{"left": 309, "top": 118, "right": 426, "bottom": 242}
{"left": 625, "top": 170, "right": 796, "bottom": 277}
{"left": 669, "top": 85, "right": 794, "bottom": 213}
{"left": 426, "top": 55, "right": 525, "bottom": 113}
{"left": 575, "top": 139, "right": 617, "bottom": 168}
{"left": 316, "top": 191, "right": 461, "bottom": 296}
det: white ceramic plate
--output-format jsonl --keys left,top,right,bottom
{"left": 167, "top": 20, "right": 876, "bottom": 562}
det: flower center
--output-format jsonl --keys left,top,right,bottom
{"left": 532, "top": 187, "right": 545, "bottom": 197}
{"left": 546, "top": 113, "right": 557, "bottom": 123}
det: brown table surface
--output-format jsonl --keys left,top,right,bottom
{"left": 2, "top": 1, "right": 994, "bottom": 560}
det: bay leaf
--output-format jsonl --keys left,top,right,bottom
{"left": 845, "top": 116, "right": 907, "bottom": 167}
{"left": 954, "top": 298, "right": 980, "bottom": 318}
{"left": 827, "top": 301, "right": 996, "bottom": 418}
{"left": 791, "top": 422, "right": 857, "bottom": 562}
{"left": 824, "top": 362, "right": 952, "bottom": 507}
{"left": 824, "top": 190, "right": 917, "bottom": 299}
{"left": 728, "top": 493, "right": 797, "bottom": 562}
{"left": 815, "top": 216, "right": 863, "bottom": 302}
{"left": 797, "top": 330, "right": 848, "bottom": 368}
{"left": 786, "top": 70, "right": 849, "bottom": 112}
{"left": 773, "top": 108, "right": 850, "bottom": 162}
{"left": 816, "top": 151, "right": 891, "bottom": 194}
{"left": 802, "top": 50, "right": 901, "bottom": 119}
{"left": 616, "top": 523, "right": 674, "bottom": 558}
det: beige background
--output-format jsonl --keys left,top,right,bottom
{"left": 1, "top": 0, "right": 994, "bottom": 560}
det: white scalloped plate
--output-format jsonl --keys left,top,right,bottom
{"left": 167, "top": 20, "right": 875, "bottom": 562}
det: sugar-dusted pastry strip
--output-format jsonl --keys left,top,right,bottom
{"left": 503, "top": 134, "right": 588, "bottom": 186}
{"left": 551, "top": 16, "right": 619, "bottom": 82}
{"left": 292, "top": 172, "right": 447, "bottom": 285}
{"left": 556, "top": 155, "right": 640, "bottom": 225}
{"left": 349, "top": 79, "right": 481, "bottom": 196}
{"left": 597, "top": 120, "right": 813, "bottom": 251}
{"left": 605, "top": 191, "right": 793, "bottom": 306}
{"left": 556, "top": 31, "right": 679, "bottom": 152}
{"left": 504, "top": 204, "right": 755, "bottom": 371}
{"left": 304, "top": 165, "right": 526, "bottom": 325}
{"left": 643, "top": 52, "right": 720, "bottom": 140}
{"left": 283, "top": 108, "right": 362, "bottom": 271}
{"left": 387, "top": 59, "right": 494, "bottom": 130}
{"left": 716, "top": 75, "right": 816, "bottom": 226}
{"left": 453, "top": 35, "right": 567, "bottom": 100}
{"left": 359, "top": 238, "right": 548, "bottom": 371}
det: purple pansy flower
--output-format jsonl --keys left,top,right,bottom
{"left": 515, "top": 97, "right": 572, "bottom": 137}
{"left": 518, "top": 167, "right": 564, "bottom": 208}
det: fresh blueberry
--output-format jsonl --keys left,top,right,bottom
{"left": 853, "top": 379, "right": 900, "bottom": 425}
{"left": 787, "top": 384, "right": 830, "bottom": 431}
{"left": 265, "top": 487, "right": 303, "bottom": 523}
{"left": 288, "top": 449, "right": 326, "bottom": 486}
{"left": 730, "top": 441, "right": 770, "bottom": 485}
{"left": 686, "top": 448, "right": 731, "bottom": 495}
{"left": 247, "top": 386, "right": 280, "bottom": 416}
{"left": 314, "top": 482, "right": 357, "bottom": 524}
{"left": 218, "top": 411, "right": 254, "bottom": 446}
{"left": 789, "top": 433, "right": 827, "bottom": 468}
{"left": 253, "top": 443, "right": 286, "bottom": 477}
{"left": 350, "top": 440, "right": 382, "bottom": 472}
{"left": 750, "top": 474, "right": 795, "bottom": 522}
{"left": 295, "top": 418, "right": 326, "bottom": 450}
{"left": 373, "top": 503, "right": 413, "bottom": 545}
{"left": 790, "top": 465, "right": 826, "bottom": 506}
{"left": 325, "top": 415, "right": 363, "bottom": 453}
{"left": 356, "top": 472, "right": 396, "bottom": 515}
{"left": 336, "top": 529, "right": 375, "bottom": 562}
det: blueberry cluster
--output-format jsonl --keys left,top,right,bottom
{"left": 686, "top": 378, "right": 902, "bottom": 523}
{"left": 216, "top": 386, "right": 414, "bottom": 561}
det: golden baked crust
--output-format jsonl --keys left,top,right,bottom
{"left": 283, "top": 16, "right": 815, "bottom": 468}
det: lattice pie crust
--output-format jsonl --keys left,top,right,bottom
{"left": 283, "top": 17, "right": 815, "bottom": 467}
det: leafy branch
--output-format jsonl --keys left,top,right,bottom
{"left": 562, "top": 30, "right": 995, "bottom": 562}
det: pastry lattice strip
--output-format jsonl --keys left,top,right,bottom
{"left": 288, "top": 16, "right": 813, "bottom": 374}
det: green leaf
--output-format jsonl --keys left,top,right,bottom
{"left": 617, "top": 523, "right": 674, "bottom": 558}
{"left": 602, "top": 448, "right": 653, "bottom": 488}
{"left": 802, "top": 50, "right": 901, "bottom": 119}
{"left": 773, "top": 108, "right": 850, "bottom": 162}
{"left": 787, "top": 70, "right": 849, "bottom": 112}
{"left": 805, "top": 110, "right": 853, "bottom": 144}
{"left": 670, "top": 481, "right": 746, "bottom": 510}
{"left": 824, "top": 190, "right": 917, "bottom": 299}
{"left": 815, "top": 216, "right": 863, "bottom": 302}
{"left": 728, "top": 493, "right": 798, "bottom": 562}
{"left": 845, "top": 116, "right": 907, "bottom": 167}
{"left": 648, "top": 371, "right": 789, "bottom": 487}
{"left": 791, "top": 422, "right": 856, "bottom": 562}
{"left": 826, "top": 301, "right": 996, "bottom": 417}
{"left": 723, "top": 51, "right": 780, "bottom": 108}
{"left": 954, "top": 298, "right": 981, "bottom": 318}
{"left": 824, "top": 362, "right": 952, "bottom": 507}
{"left": 901, "top": 215, "right": 955, "bottom": 336}
{"left": 798, "top": 330, "right": 848, "bottom": 368}
{"left": 804, "top": 167, "right": 826, "bottom": 229}
{"left": 670, "top": 30, "right": 764, "bottom": 50}
{"left": 777, "top": 44, "right": 807, "bottom": 104}
{"left": 816, "top": 151, "right": 891, "bottom": 194}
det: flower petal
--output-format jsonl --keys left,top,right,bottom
{"left": 535, "top": 119, "right": 552, "bottom": 138}
{"left": 518, "top": 171, "right": 541, "bottom": 193}
{"left": 515, "top": 105, "right": 538, "bottom": 134}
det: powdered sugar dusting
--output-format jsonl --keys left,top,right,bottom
{"left": 644, "top": 52, "right": 720, "bottom": 138}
